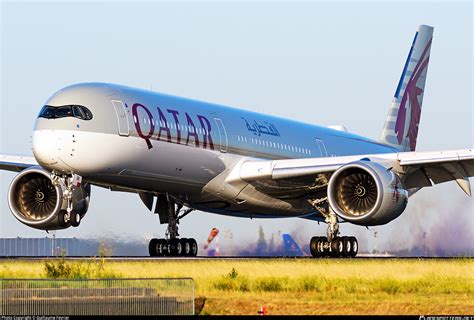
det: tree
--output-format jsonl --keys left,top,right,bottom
{"left": 256, "top": 225, "right": 268, "bottom": 255}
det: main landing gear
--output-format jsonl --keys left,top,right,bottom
{"left": 310, "top": 235, "right": 358, "bottom": 258}
{"left": 307, "top": 199, "right": 358, "bottom": 258}
{"left": 148, "top": 196, "right": 198, "bottom": 257}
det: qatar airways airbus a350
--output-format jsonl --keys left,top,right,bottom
{"left": 1, "top": 25, "right": 472, "bottom": 257}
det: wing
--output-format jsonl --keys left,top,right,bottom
{"left": 0, "top": 153, "right": 38, "bottom": 172}
{"left": 398, "top": 149, "right": 474, "bottom": 195}
{"left": 235, "top": 149, "right": 474, "bottom": 198}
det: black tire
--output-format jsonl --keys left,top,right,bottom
{"left": 349, "top": 237, "right": 358, "bottom": 257}
{"left": 149, "top": 238, "right": 159, "bottom": 257}
{"left": 58, "top": 211, "right": 71, "bottom": 228}
{"left": 71, "top": 212, "right": 81, "bottom": 227}
{"left": 317, "top": 237, "right": 326, "bottom": 257}
{"left": 181, "top": 238, "right": 191, "bottom": 256}
{"left": 331, "top": 237, "right": 344, "bottom": 257}
{"left": 157, "top": 239, "right": 167, "bottom": 256}
{"left": 168, "top": 239, "right": 179, "bottom": 256}
{"left": 341, "top": 236, "right": 351, "bottom": 258}
{"left": 175, "top": 239, "right": 184, "bottom": 256}
{"left": 311, "top": 237, "right": 326, "bottom": 258}
{"left": 310, "top": 237, "right": 319, "bottom": 257}
{"left": 189, "top": 238, "right": 198, "bottom": 257}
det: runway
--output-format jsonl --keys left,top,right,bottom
{"left": 0, "top": 255, "right": 469, "bottom": 261}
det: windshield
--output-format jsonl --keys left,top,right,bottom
{"left": 39, "top": 105, "right": 93, "bottom": 120}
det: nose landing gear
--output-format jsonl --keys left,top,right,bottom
{"left": 148, "top": 195, "right": 197, "bottom": 257}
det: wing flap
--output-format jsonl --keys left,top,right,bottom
{"left": 398, "top": 149, "right": 474, "bottom": 194}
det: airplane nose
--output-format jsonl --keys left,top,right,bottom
{"left": 32, "top": 130, "right": 58, "bottom": 166}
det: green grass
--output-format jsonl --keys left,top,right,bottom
{"left": 1, "top": 258, "right": 473, "bottom": 315}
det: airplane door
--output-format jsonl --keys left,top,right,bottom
{"left": 111, "top": 100, "right": 130, "bottom": 136}
{"left": 214, "top": 118, "right": 228, "bottom": 153}
{"left": 315, "top": 138, "right": 328, "bottom": 157}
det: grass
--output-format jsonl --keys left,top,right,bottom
{"left": 1, "top": 258, "right": 473, "bottom": 315}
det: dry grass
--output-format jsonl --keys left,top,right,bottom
{"left": 1, "top": 258, "right": 473, "bottom": 315}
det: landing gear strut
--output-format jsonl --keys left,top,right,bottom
{"left": 307, "top": 199, "right": 358, "bottom": 258}
{"left": 149, "top": 196, "right": 197, "bottom": 257}
{"left": 52, "top": 173, "right": 83, "bottom": 228}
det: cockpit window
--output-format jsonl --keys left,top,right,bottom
{"left": 39, "top": 105, "right": 93, "bottom": 120}
{"left": 55, "top": 106, "right": 73, "bottom": 118}
{"left": 72, "top": 106, "right": 85, "bottom": 119}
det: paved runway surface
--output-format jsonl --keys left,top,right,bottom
{"left": 0, "top": 255, "right": 469, "bottom": 261}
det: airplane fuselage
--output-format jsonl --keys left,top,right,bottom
{"left": 32, "top": 83, "right": 398, "bottom": 219}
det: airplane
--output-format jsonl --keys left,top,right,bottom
{"left": 282, "top": 234, "right": 304, "bottom": 257}
{"left": 1, "top": 25, "right": 472, "bottom": 258}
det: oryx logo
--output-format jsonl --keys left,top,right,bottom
{"left": 394, "top": 37, "right": 432, "bottom": 151}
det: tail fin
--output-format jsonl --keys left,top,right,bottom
{"left": 380, "top": 25, "right": 434, "bottom": 152}
{"left": 282, "top": 234, "right": 303, "bottom": 256}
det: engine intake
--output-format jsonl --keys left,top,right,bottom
{"left": 328, "top": 161, "right": 408, "bottom": 226}
{"left": 8, "top": 167, "right": 90, "bottom": 230}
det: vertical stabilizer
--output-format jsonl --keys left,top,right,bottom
{"left": 380, "top": 25, "right": 434, "bottom": 151}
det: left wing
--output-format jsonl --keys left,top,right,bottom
{"left": 234, "top": 149, "right": 474, "bottom": 197}
{"left": 0, "top": 153, "right": 38, "bottom": 173}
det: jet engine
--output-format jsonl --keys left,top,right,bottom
{"left": 327, "top": 160, "right": 408, "bottom": 226}
{"left": 8, "top": 167, "right": 90, "bottom": 230}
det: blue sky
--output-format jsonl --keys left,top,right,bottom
{"left": 1, "top": 1, "right": 472, "bottom": 254}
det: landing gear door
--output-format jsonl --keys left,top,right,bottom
{"left": 214, "top": 118, "right": 228, "bottom": 153}
{"left": 111, "top": 100, "right": 130, "bottom": 136}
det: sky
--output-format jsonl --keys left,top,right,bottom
{"left": 0, "top": 1, "right": 472, "bottom": 255}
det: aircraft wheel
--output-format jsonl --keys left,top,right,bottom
{"left": 181, "top": 238, "right": 191, "bottom": 257}
{"left": 317, "top": 237, "right": 327, "bottom": 257}
{"left": 71, "top": 212, "right": 81, "bottom": 227}
{"left": 157, "top": 239, "right": 167, "bottom": 257}
{"left": 149, "top": 238, "right": 159, "bottom": 257}
{"left": 322, "top": 239, "right": 332, "bottom": 257}
{"left": 58, "top": 211, "right": 71, "bottom": 228}
{"left": 310, "top": 237, "right": 319, "bottom": 257}
{"left": 349, "top": 237, "right": 358, "bottom": 257}
{"left": 341, "top": 236, "right": 352, "bottom": 258}
{"left": 166, "top": 239, "right": 176, "bottom": 256}
{"left": 310, "top": 237, "right": 325, "bottom": 258}
{"left": 169, "top": 239, "right": 185, "bottom": 256}
{"left": 175, "top": 239, "right": 184, "bottom": 256}
{"left": 331, "top": 237, "right": 344, "bottom": 257}
{"left": 189, "top": 238, "right": 198, "bottom": 257}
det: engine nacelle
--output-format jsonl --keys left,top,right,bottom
{"left": 8, "top": 167, "right": 90, "bottom": 230}
{"left": 327, "top": 160, "right": 408, "bottom": 226}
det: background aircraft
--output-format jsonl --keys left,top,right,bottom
{"left": 0, "top": 25, "right": 472, "bottom": 257}
{"left": 282, "top": 234, "right": 304, "bottom": 257}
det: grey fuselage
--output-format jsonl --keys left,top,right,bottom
{"left": 32, "top": 83, "right": 398, "bottom": 219}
